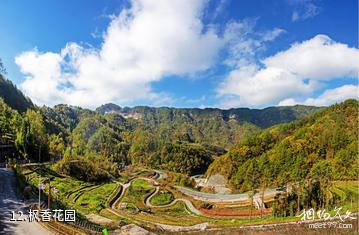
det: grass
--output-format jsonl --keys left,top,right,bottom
{"left": 117, "top": 201, "right": 300, "bottom": 227}
{"left": 125, "top": 203, "right": 139, "bottom": 213}
{"left": 117, "top": 175, "right": 130, "bottom": 183}
{"left": 131, "top": 179, "right": 153, "bottom": 190}
{"left": 21, "top": 166, "right": 119, "bottom": 214}
{"left": 150, "top": 191, "right": 174, "bottom": 206}
{"left": 151, "top": 201, "right": 190, "bottom": 216}
{"left": 122, "top": 179, "right": 154, "bottom": 211}
{"left": 75, "top": 183, "right": 118, "bottom": 214}
{"left": 26, "top": 168, "right": 92, "bottom": 202}
{"left": 331, "top": 181, "right": 359, "bottom": 211}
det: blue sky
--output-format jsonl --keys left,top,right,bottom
{"left": 0, "top": 0, "right": 357, "bottom": 109}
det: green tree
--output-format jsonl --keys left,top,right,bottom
{"left": 15, "top": 110, "right": 48, "bottom": 162}
{"left": 48, "top": 134, "right": 65, "bottom": 160}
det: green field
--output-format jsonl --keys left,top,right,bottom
{"left": 150, "top": 191, "right": 174, "bottom": 206}
{"left": 330, "top": 181, "right": 359, "bottom": 211}
{"left": 122, "top": 179, "right": 155, "bottom": 211}
{"left": 75, "top": 183, "right": 118, "bottom": 214}
{"left": 21, "top": 166, "right": 118, "bottom": 214}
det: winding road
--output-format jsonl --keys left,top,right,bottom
{"left": 0, "top": 168, "right": 52, "bottom": 235}
{"left": 106, "top": 172, "right": 357, "bottom": 233}
{"left": 110, "top": 173, "right": 280, "bottom": 217}
{"left": 108, "top": 177, "right": 208, "bottom": 232}
{"left": 111, "top": 180, "right": 132, "bottom": 210}
{"left": 174, "top": 186, "right": 279, "bottom": 203}
{"left": 109, "top": 176, "right": 204, "bottom": 217}
{"left": 145, "top": 186, "right": 203, "bottom": 215}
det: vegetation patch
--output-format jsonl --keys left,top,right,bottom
{"left": 150, "top": 191, "right": 174, "bottom": 206}
{"left": 54, "top": 155, "right": 117, "bottom": 183}
{"left": 122, "top": 179, "right": 154, "bottom": 211}
{"left": 75, "top": 183, "right": 118, "bottom": 214}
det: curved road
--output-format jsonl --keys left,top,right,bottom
{"left": 111, "top": 180, "right": 132, "bottom": 209}
{"left": 0, "top": 168, "right": 52, "bottom": 235}
{"left": 111, "top": 175, "right": 277, "bottom": 216}
{"left": 175, "top": 186, "right": 280, "bottom": 203}
{"left": 145, "top": 186, "right": 203, "bottom": 215}
{"left": 111, "top": 177, "right": 203, "bottom": 216}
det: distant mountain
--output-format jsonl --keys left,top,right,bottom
{"left": 96, "top": 103, "right": 321, "bottom": 149}
{"left": 97, "top": 103, "right": 320, "bottom": 128}
{"left": 97, "top": 103, "right": 123, "bottom": 114}
{"left": 0, "top": 75, "right": 33, "bottom": 112}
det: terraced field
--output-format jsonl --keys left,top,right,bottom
{"left": 330, "top": 181, "right": 359, "bottom": 210}
{"left": 22, "top": 166, "right": 119, "bottom": 214}
{"left": 75, "top": 183, "right": 118, "bottom": 214}
{"left": 18, "top": 166, "right": 359, "bottom": 233}
{"left": 149, "top": 191, "right": 174, "bottom": 206}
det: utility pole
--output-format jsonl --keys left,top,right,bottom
{"left": 38, "top": 145, "right": 41, "bottom": 210}
{"left": 39, "top": 145, "right": 41, "bottom": 163}
{"left": 38, "top": 182, "right": 41, "bottom": 210}
{"left": 47, "top": 177, "right": 53, "bottom": 209}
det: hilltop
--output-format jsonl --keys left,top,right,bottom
{"left": 207, "top": 99, "right": 358, "bottom": 190}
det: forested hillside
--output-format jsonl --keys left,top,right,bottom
{"left": 207, "top": 99, "right": 358, "bottom": 190}
{"left": 0, "top": 71, "right": 357, "bottom": 184}
{"left": 40, "top": 103, "right": 320, "bottom": 176}
{"left": 96, "top": 103, "right": 320, "bottom": 149}
{"left": 0, "top": 74, "right": 33, "bottom": 113}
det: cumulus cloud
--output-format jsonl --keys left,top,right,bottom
{"left": 16, "top": 0, "right": 223, "bottom": 108}
{"left": 217, "top": 35, "right": 359, "bottom": 107}
{"left": 277, "top": 98, "right": 298, "bottom": 106}
{"left": 217, "top": 66, "right": 317, "bottom": 107}
{"left": 16, "top": 50, "right": 65, "bottom": 105}
{"left": 303, "top": 85, "right": 358, "bottom": 106}
{"left": 278, "top": 85, "right": 358, "bottom": 106}
{"left": 263, "top": 35, "right": 359, "bottom": 80}
{"left": 15, "top": 1, "right": 358, "bottom": 109}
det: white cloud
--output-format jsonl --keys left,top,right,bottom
{"left": 263, "top": 35, "right": 359, "bottom": 80}
{"left": 218, "top": 66, "right": 316, "bottom": 107}
{"left": 15, "top": 1, "right": 357, "bottom": 109}
{"left": 223, "top": 18, "right": 285, "bottom": 68}
{"left": 15, "top": 50, "right": 65, "bottom": 105}
{"left": 303, "top": 85, "right": 358, "bottom": 106}
{"left": 278, "top": 85, "right": 358, "bottom": 106}
{"left": 15, "top": 0, "right": 224, "bottom": 108}
{"left": 212, "top": 0, "right": 229, "bottom": 20}
{"left": 218, "top": 35, "right": 359, "bottom": 107}
{"left": 277, "top": 98, "right": 297, "bottom": 106}
{"left": 289, "top": 0, "right": 320, "bottom": 22}
{"left": 261, "top": 28, "right": 286, "bottom": 42}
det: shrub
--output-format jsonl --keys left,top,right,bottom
{"left": 54, "top": 155, "right": 118, "bottom": 182}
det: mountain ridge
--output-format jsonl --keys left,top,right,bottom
{"left": 96, "top": 102, "right": 322, "bottom": 129}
